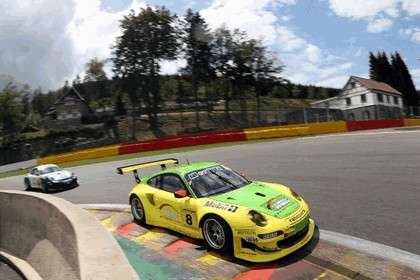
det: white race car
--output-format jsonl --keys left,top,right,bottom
{"left": 24, "top": 164, "right": 79, "bottom": 193}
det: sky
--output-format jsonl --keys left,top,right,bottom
{"left": 1, "top": 0, "right": 419, "bottom": 92}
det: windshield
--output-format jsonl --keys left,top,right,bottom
{"left": 41, "top": 165, "right": 61, "bottom": 174}
{"left": 185, "top": 165, "right": 250, "bottom": 198}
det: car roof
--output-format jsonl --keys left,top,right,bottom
{"left": 150, "top": 162, "right": 220, "bottom": 176}
{"left": 36, "top": 164, "right": 59, "bottom": 170}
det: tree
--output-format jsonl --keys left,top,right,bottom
{"left": 182, "top": 9, "right": 214, "bottom": 128}
{"left": 84, "top": 58, "right": 108, "bottom": 82}
{"left": 369, "top": 51, "right": 392, "bottom": 85}
{"left": 391, "top": 52, "right": 418, "bottom": 107}
{"left": 212, "top": 25, "right": 235, "bottom": 120}
{"left": 307, "top": 86, "right": 316, "bottom": 99}
{"left": 368, "top": 51, "right": 378, "bottom": 81}
{"left": 114, "top": 91, "right": 127, "bottom": 116}
{"left": 0, "top": 84, "right": 25, "bottom": 135}
{"left": 369, "top": 51, "right": 418, "bottom": 107}
{"left": 112, "top": 6, "right": 179, "bottom": 130}
{"left": 243, "top": 38, "right": 282, "bottom": 123}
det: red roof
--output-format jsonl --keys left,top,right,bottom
{"left": 352, "top": 76, "right": 402, "bottom": 95}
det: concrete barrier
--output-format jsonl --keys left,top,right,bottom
{"left": 37, "top": 144, "right": 121, "bottom": 165}
{"left": 0, "top": 191, "right": 139, "bottom": 280}
{"left": 347, "top": 119, "right": 404, "bottom": 131}
{"left": 244, "top": 126, "right": 309, "bottom": 140}
{"left": 0, "top": 159, "right": 37, "bottom": 174}
{"left": 404, "top": 118, "right": 420, "bottom": 127}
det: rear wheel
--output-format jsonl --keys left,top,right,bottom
{"left": 24, "top": 179, "right": 31, "bottom": 191}
{"left": 202, "top": 215, "right": 232, "bottom": 253}
{"left": 131, "top": 196, "right": 145, "bottom": 224}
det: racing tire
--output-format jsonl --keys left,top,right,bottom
{"left": 202, "top": 215, "right": 232, "bottom": 254}
{"left": 24, "top": 179, "right": 32, "bottom": 191}
{"left": 131, "top": 196, "right": 146, "bottom": 224}
{"left": 41, "top": 180, "right": 49, "bottom": 193}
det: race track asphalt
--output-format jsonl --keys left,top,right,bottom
{"left": 1, "top": 127, "right": 419, "bottom": 258}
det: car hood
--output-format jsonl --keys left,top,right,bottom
{"left": 211, "top": 181, "right": 300, "bottom": 219}
{"left": 42, "top": 171, "right": 73, "bottom": 180}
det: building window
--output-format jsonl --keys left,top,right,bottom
{"left": 347, "top": 112, "right": 355, "bottom": 121}
{"left": 346, "top": 98, "right": 351, "bottom": 106}
{"left": 363, "top": 110, "right": 370, "bottom": 120}
{"left": 393, "top": 96, "right": 398, "bottom": 105}
{"left": 360, "top": 94, "right": 366, "bottom": 103}
{"left": 377, "top": 93, "right": 383, "bottom": 103}
{"left": 386, "top": 95, "right": 390, "bottom": 103}
{"left": 350, "top": 82, "right": 355, "bottom": 88}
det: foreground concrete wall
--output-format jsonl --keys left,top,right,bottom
{"left": 0, "top": 191, "right": 138, "bottom": 280}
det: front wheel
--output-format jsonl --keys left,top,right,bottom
{"left": 202, "top": 215, "right": 232, "bottom": 253}
{"left": 131, "top": 196, "right": 145, "bottom": 224}
{"left": 24, "top": 179, "right": 32, "bottom": 191}
{"left": 41, "top": 180, "right": 49, "bottom": 193}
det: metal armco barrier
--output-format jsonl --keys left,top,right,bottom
{"left": 35, "top": 119, "right": 419, "bottom": 165}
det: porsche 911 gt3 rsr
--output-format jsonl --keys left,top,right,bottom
{"left": 117, "top": 158, "right": 315, "bottom": 262}
{"left": 24, "top": 164, "right": 79, "bottom": 193}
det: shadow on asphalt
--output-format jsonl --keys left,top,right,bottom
{"left": 394, "top": 126, "right": 420, "bottom": 131}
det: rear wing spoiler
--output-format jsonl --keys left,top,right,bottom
{"left": 117, "top": 158, "right": 179, "bottom": 183}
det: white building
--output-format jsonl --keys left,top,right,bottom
{"left": 312, "top": 76, "right": 404, "bottom": 121}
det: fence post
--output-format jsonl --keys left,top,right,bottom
{"left": 303, "top": 107, "right": 308, "bottom": 123}
{"left": 276, "top": 108, "right": 281, "bottom": 126}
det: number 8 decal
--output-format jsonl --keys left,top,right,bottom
{"left": 186, "top": 214, "right": 193, "bottom": 225}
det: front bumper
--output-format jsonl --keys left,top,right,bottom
{"left": 45, "top": 178, "right": 79, "bottom": 189}
{"left": 233, "top": 218, "right": 315, "bottom": 262}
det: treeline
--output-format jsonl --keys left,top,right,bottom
{"left": 369, "top": 51, "right": 418, "bottom": 106}
{"left": 1, "top": 6, "right": 341, "bottom": 137}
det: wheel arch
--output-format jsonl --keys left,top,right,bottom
{"left": 199, "top": 213, "right": 232, "bottom": 233}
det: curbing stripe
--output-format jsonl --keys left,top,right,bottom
{"left": 319, "top": 229, "right": 420, "bottom": 272}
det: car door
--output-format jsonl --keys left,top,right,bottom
{"left": 154, "top": 173, "right": 199, "bottom": 234}
{"left": 29, "top": 168, "right": 42, "bottom": 188}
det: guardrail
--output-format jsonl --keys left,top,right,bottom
{"left": 0, "top": 191, "right": 138, "bottom": 280}
{"left": 34, "top": 118, "right": 420, "bottom": 165}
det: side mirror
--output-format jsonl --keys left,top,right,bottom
{"left": 240, "top": 172, "right": 247, "bottom": 178}
{"left": 174, "top": 190, "right": 187, "bottom": 198}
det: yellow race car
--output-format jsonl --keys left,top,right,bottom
{"left": 117, "top": 158, "right": 315, "bottom": 263}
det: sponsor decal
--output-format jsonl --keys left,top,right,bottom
{"left": 261, "top": 246, "right": 281, "bottom": 252}
{"left": 181, "top": 208, "right": 196, "bottom": 214}
{"left": 162, "top": 209, "right": 179, "bottom": 220}
{"left": 160, "top": 204, "right": 179, "bottom": 220}
{"left": 204, "top": 201, "right": 238, "bottom": 212}
{"left": 267, "top": 197, "right": 290, "bottom": 210}
{"left": 289, "top": 208, "right": 306, "bottom": 224}
{"left": 188, "top": 172, "right": 198, "bottom": 180}
{"left": 237, "top": 229, "right": 256, "bottom": 235}
{"left": 245, "top": 236, "right": 258, "bottom": 243}
{"left": 239, "top": 251, "right": 257, "bottom": 255}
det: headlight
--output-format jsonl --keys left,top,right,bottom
{"left": 247, "top": 209, "right": 267, "bottom": 227}
{"left": 289, "top": 188, "right": 302, "bottom": 201}
{"left": 48, "top": 177, "right": 58, "bottom": 183}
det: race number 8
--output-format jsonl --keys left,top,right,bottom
{"left": 186, "top": 214, "right": 192, "bottom": 225}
